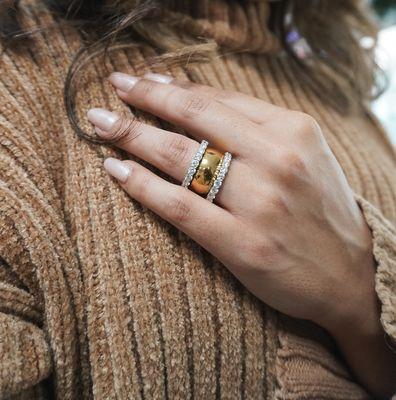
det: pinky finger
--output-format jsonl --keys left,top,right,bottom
{"left": 104, "top": 157, "right": 236, "bottom": 256}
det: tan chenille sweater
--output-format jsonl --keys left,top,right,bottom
{"left": 1, "top": 0, "right": 396, "bottom": 399}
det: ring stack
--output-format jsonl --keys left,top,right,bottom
{"left": 182, "top": 139, "right": 232, "bottom": 203}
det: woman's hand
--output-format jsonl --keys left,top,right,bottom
{"left": 87, "top": 72, "right": 396, "bottom": 397}
{"left": 88, "top": 71, "right": 372, "bottom": 331}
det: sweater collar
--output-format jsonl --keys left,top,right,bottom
{"left": 160, "top": 0, "right": 279, "bottom": 54}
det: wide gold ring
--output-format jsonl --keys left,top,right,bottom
{"left": 190, "top": 147, "right": 223, "bottom": 196}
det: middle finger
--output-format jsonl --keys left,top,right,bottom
{"left": 108, "top": 72, "right": 262, "bottom": 156}
{"left": 87, "top": 108, "right": 246, "bottom": 211}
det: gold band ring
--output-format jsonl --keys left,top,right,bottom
{"left": 190, "top": 147, "right": 223, "bottom": 196}
{"left": 182, "top": 139, "right": 232, "bottom": 203}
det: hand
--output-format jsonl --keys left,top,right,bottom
{"left": 88, "top": 71, "right": 373, "bottom": 332}
{"left": 87, "top": 72, "right": 395, "bottom": 396}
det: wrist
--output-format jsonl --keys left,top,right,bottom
{"left": 319, "top": 247, "right": 378, "bottom": 341}
{"left": 325, "top": 254, "right": 381, "bottom": 345}
{"left": 321, "top": 208, "right": 378, "bottom": 339}
{"left": 329, "top": 298, "right": 382, "bottom": 349}
{"left": 325, "top": 278, "right": 396, "bottom": 399}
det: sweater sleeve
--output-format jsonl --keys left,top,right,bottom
{"left": 354, "top": 193, "right": 396, "bottom": 344}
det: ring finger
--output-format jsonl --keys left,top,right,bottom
{"left": 87, "top": 108, "right": 246, "bottom": 211}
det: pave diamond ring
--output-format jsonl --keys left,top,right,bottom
{"left": 181, "top": 140, "right": 208, "bottom": 188}
{"left": 181, "top": 139, "right": 232, "bottom": 203}
{"left": 206, "top": 152, "right": 232, "bottom": 203}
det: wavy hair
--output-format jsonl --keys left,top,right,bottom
{"left": 0, "top": 0, "right": 382, "bottom": 141}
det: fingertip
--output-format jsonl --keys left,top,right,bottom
{"left": 109, "top": 72, "right": 139, "bottom": 92}
{"left": 104, "top": 157, "right": 132, "bottom": 183}
{"left": 87, "top": 107, "right": 119, "bottom": 132}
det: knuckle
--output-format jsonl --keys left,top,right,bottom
{"left": 177, "top": 93, "right": 211, "bottom": 119}
{"left": 212, "top": 89, "right": 230, "bottom": 102}
{"left": 277, "top": 151, "right": 307, "bottom": 183}
{"left": 267, "top": 193, "right": 290, "bottom": 217}
{"left": 135, "top": 79, "right": 158, "bottom": 99}
{"left": 166, "top": 191, "right": 192, "bottom": 223}
{"left": 135, "top": 172, "right": 152, "bottom": 199}
{"left": 160, "top": 135, "right": 192, "bottom": 169}
{"left": 176, "top": 80, "right": 196, "bottom": 90}
{"left": 293, "top": 112, "right": 321, "bottom": 139}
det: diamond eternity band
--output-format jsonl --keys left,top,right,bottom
{"left": 181, "top": 140, "right": 209, "bottom": 188}
{"left": 206, "top": 152, "right": 232, "bottom": 202}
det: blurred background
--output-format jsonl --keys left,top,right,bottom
{"left": 372, "top": 0, "right": 396, "bottom": 144}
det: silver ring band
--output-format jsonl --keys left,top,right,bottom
{"left": 181, "top": 139, "right": 209, "bottom": 188}
{"left": 206, "top": 152, "right": 232, "bottom": 203}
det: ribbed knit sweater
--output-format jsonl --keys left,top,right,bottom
{"left": 1, "top": 0, "right": 396, "bottom": 399}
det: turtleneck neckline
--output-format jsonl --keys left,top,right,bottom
{"left": 163, "top": 0, "right": 279, "bottom": 54}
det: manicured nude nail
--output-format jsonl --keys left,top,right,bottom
{"left": 104, "top": 158, "right": 131, "bottom": 183}
{"left": 87, "top": 108, "right": 119, "bottom": 132}
{"left": 109, "top": 72, "right": 139, "bottom": 92}
{"left": 144, "top": 72, "right": 173, "bottom": 84}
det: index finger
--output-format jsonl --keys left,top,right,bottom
{"left": 143, "top": 72, "right": 285, "bottom": 125}
{"left": 108, "top": 72, "right": 261, "bottom": 155}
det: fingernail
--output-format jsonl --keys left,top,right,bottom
{"left": 109, "top": 72, "right": 139, "bottom": 92}
{"left": 144, "top": 72, "right": 173, "bottom": 84}
{"left": 87, "top": 108, "right": 119, "bottom": 132}
{"left": 104, "top": 158, "right": 131, "bottom": 183}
